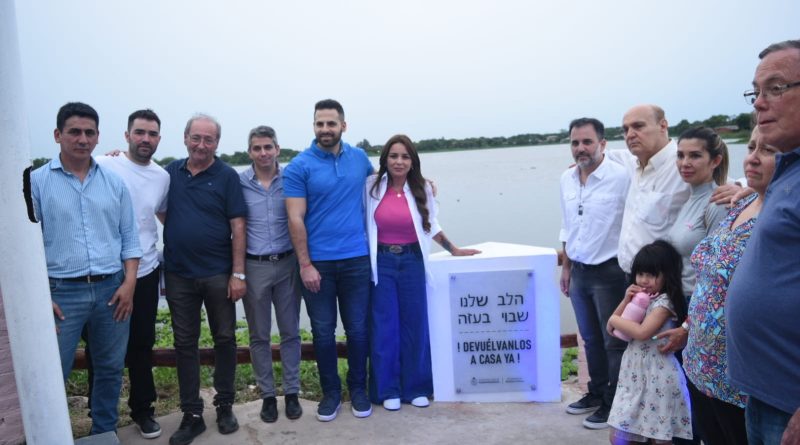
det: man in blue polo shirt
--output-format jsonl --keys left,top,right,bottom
{"left": 284, "top": 99, "right": 374, "bottom": 422}
{"left": 163, "top": 114, "right": 247, "bottom": 445}
{"left": 727, "top": 39, "right": 800, "bottom": 444}
{"left": 31, "top": 102, "right": 142, "bottom": 435}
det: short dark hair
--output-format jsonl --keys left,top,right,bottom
{"left": 56, "top": 102, "right": 99, "bottom": 131}
{"left": 678, "top": 126, "right": 730, "bottom": 186}
{"left": 314, "top": 99, "right": 345, "bottom": 121}
{"left": 568, "top": 118, "right": 605, "bottom": 140}
{"left": 759, "top": 39, "right": 800, "bottom": 59}
{"left": 127, "top": 109, "right": 161, "bottom": 131}
{"left": 248, "top": 125, "right": 278, "bottom": 148}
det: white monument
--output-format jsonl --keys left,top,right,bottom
{"left": 427, "top": 242, "right": 560, "bottom": 403}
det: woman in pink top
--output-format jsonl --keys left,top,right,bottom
{"left": 365, "top": 134, "right": 479, "bottom": 411}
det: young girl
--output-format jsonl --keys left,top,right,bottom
{"left": 606, "top": 240, "right": 692, "bottom": 444}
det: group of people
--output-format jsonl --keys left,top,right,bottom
{"left": 559, "top": 39, "right": 800, "bottom": 445}
{"left": 30, "top": 38, "right": 799, "bottom": 445}
{"left": 32, "top": 98, "right": 477, "bottom": 445}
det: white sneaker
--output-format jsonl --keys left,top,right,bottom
{"left": 411, "top": 396, "right": 429, "bottom": 407}
{"left": 382, "top": 398, "right": 401, "bottom": 411}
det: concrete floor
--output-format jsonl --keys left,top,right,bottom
{"left": 116, "top": 380, "right": 608, "bottom": 445}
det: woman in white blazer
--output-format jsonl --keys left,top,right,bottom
{"left": 365, "top": 134, "right": 479, "bottom": 411}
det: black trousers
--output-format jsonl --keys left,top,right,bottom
{"left": 673, "top": 348, "right": 703, "bottom": 445}
{"left": 86, "top": 267, "right": 161, "bottom": 419}
{"left": 687, "top": 379, "right": 748, "bottom": 445}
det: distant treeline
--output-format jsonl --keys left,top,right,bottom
{"left": 357, "top": 112, "right": 754, "bottom": 153}
{"left": 29, "top": 112, "right": 753, "bottom": 169}
{"left": 152, "top": 149, "right": 301, "bottom": 167}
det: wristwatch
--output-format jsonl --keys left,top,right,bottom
{"left": 232, "top": 272, "right": 246, "bottom": 281}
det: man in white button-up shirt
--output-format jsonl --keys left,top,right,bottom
{"left": 559, "top": 118, "right": 630, "bottom": 430}
{"left": 614, "top": 105, "right": 691, "bottom": 274}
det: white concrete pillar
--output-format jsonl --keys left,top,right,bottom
{"left": 0, "top": 1, "right": 74, "bottom": 443}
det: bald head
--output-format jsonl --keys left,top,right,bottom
{"left": 622, "top": 104, "right": 670, "bottom": 165}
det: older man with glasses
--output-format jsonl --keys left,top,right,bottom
{"left": 727, "top": 39, "right": 800, "bottom": 445}
{"left": 163, "top": 114, "right": 248, "bottom": 445}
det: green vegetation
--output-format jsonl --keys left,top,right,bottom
{"left": 154, "top": 149, "right": 302, "bottom": 167}
{"left": 561, "top": 347, "right": 579, "bottom": 381}
{"left": 361, "top": 111, "right": 755, "bottom": 153}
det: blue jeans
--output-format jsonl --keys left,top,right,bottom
{"left": 85, "top": 267, "right": 162, "bottom": 420}
{"left": 165, "top": 273, "right": 237, "bottom": 414}
{"left": 369, "top": 245, "right": 432, "bottom": 403}
{"left": 746, "top": 396, "right": 792, "bottom": 445}
{"left": 50, "top": 270, "right": 129, "bottom": 434}
{"left": 303, "top": 255, "right": 370, "bottom": 395}
{"left": 568, "top": 258, "right": 627, "bottom": 406}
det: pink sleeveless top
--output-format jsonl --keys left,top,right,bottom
{"left": 375, "top": 188, "right": 418, "bottom": 244}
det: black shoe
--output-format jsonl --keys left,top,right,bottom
{"left": 583, "top": 404, "right": 610, "bottom": 429}
{"left": 216, "top": 405, "right": 239, "bottom": 434}
{"left": 566, "top": 393, "right": 603, "bottom": 415}
{"left": 134, "top": 414, "right": 162, "bottom": 439}
{"left": 260, "top": 397, "right": 278, "bottom": 423}
{"left": 285, "top": 393, "right": 303, "bottom": 420}
{"left": 169, "top": 412, "right": 205, "bottom": 445}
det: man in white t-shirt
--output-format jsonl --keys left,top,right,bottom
{"left": 94, "top": 109, "right": 170, "bottom": 439}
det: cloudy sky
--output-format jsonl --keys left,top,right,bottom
{"left": 13, "top": 0, "right": 799, "bottom": 160}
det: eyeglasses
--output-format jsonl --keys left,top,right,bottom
{"left": 188, "top": 135, "right": 217, "bottom": 145}
{"left": 743, "top": 81, "right": 800, "bottom": 105}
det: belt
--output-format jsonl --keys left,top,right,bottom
{"left": 246, "top": 249, "right": 294, "bottom": 262}
{"left": 377, "top": 243, "right": 419, "bottom": 254}
{"left": 58, "top": 274, "right": 112, "bottom": 283}
{"left": 572, "top": 257, "right": 618, "bottom": 270}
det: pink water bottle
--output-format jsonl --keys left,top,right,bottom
{"left": 612, "top": 292, "right": 651, "bottom": 341}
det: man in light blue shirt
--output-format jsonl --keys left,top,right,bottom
{"left": 239, "top": 125, "right": 303, "bottom": 422}
{"left": 31, "top": 102, "right": 141, "bottom": 435}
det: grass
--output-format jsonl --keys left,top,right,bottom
{"left": 561, "top": 347, "right": 579, "bottom": 381}
{"left": 67, "top": 309, "right": 579, "bottom": 437}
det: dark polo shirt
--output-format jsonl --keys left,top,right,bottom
{"left": 163, "top": 157, "right": 247, "bottom": 278}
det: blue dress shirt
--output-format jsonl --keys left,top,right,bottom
{"left": 31, "top": 156, "right": 142, "bottom": 277}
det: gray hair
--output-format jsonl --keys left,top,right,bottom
{"left": 248, "top": 125, "right": 278, "bottom": 148}
{"left": 759, "top": 39, "right": 800, "bottom": 59}
{"left": 184, "top": 113, "right": 221, "bottom": 140}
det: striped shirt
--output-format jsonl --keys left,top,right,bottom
{"left": 239, "top": 164, "right": 292, "bottom": 255}
{"left": 31, "top": 156, "right": 142, "bottom": 278}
